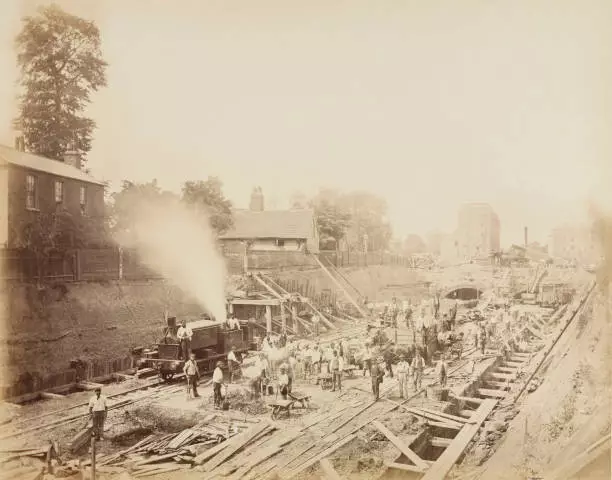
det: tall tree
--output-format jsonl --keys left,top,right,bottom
{"left": 341, "top": 191, "right": 392, "bottom": 251}
{"left": 14, "top": 4, "right": 107, "bottom": 161}
{"left": 310, "top": 189, "right": 352, "bottom": 250}
{"left": 181, "top": 177, "right": 234, "bottom": 235}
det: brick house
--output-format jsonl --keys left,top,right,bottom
{"left": 0, "top": 143, "right": 106, "bottom": 248}
{"left": 219, "top": 188, "right": 319, "bottom": 271}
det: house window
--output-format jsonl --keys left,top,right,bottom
{"left": 79, "top": 185, "right": 87, "bottom": 214}
{"left": 276, "top": 239, "right": 285, "bottom": 248}
{"left": 54, "top": 181, "right": 64, "bottom": 204}
{"left": 26, "top": 174, "right": 38, "bottom": 209}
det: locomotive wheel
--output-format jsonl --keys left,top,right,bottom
{"left": 160, "top": 372, "right": 174, "bottom": 382}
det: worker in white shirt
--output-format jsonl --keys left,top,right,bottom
{"left": 396, "top": 355, "right": 410, "bottom": 399}
{"left": 212, "top": 361, "right": 224, "bottom": 408}
{"left": 278, "top": 365, "right": 289, "bottom": 399}
{"left": 183, "top": 352, "right": 200, "bottom": 399}
{"left": 88, "top": 387, "right": 108, "bottom": 440}
{"left": 437, "top": 355, "right": 448, "bottom": 388}
{"left": 228, "top": 314, "right": 241, "bottom": 330}
{"left": 227, "top": 346, "right": 240, "bottom": 383}
{"left": 287, "top": 354, "right": 297, "bottom": 393}
{"left": 177, "top": 320, "right": 193, "bottom": 360}
{"left": 311, "top": 346, "right": 322, "bottom": 375}
{"left": 312, "top": 314, "right": 320, "bottom": 336}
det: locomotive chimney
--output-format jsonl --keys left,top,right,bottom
{"left": 167, "top": 316, "right": 177, "bottom": 329}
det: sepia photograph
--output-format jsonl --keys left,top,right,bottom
{"left": 0, "top": 1, "right": 610, "bottom": 479}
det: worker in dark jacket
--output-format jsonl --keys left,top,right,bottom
{"left": 370, "top": 357, "right": 385, "bottom": 401}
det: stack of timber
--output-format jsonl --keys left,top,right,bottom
{"left": 89, "top": 414, "right": 264, "bottom": 477}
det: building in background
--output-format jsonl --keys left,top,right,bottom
{"left": 549, "top": 224, "right": 600, "bottom": 265}
{"left": 0, "top": 143, "right": 105, "bottom": 249}
{"left": 220, "top": 187, "right": 320, "bottom": 254}
{"left": 455, "top": 203, "right": 501, "bottom": 260}
{"left": 440, "top": 203, "right": 500, "bottom": 263}
{"left": 425, "top": 230, "right": 445, "bottom": 256}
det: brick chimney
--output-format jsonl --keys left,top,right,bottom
{"left": 14, "top": 136, "right": 25, "bottom": 152}
{"left": 63, "top": 148, "right": 82, "bottom": 170}
{"left": 249, "top": 186, "right": 264, "bottom": 212}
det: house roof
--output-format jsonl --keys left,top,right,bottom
{"left": 220, "top": 209, "right": 315, "bottom": 240}
{"left": 0, "top": 144, "right": 105, "bottom": 186}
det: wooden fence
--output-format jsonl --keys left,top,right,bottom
{"left": 1, "top": 247, "right": 420, "bottom": 283}
{"left": 1, "top": 355, "right": 134, "bottom": 399}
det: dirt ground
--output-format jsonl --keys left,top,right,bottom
{"left": 455, "top": 282, "right": 611, "bottom": 479}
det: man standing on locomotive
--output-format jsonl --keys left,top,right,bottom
{"left": 177, "top": 320, "right": 193, "bottom": 360}
{"left": 183, "top": 352, "right": 200, "bottom": 399}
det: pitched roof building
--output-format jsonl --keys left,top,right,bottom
{"left": 219, "top": 188, "right": 319, "bottom": 254}
{"left": 0, "top": 143, "right": 105, "bottom": 248}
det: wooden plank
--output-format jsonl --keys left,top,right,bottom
{"left": 485, "top": 381, "right": 511, "bottom": 390}
{"left": 193, "top": 440, "right": 230, "bottom": 465}
{"left": 40, "top": 392, "right": 64, "bottom": 400}
{"left": 372, "top": 421, "right": 429, "bottom": 470}
{"left": 426, "top": 421, "right": 461, "bottom": 431}
{"left": 458, "top": 410, "right": 474, "bottom": 419}
{"left": 497, "top": 367, "right": 517, "bottom": 373}
{"left": 285, "top": 434, "right": 357, "bottom": 479}
{"left": 416, "top": 408, "right": 475, "bottom": 425}
{"left": 431, "top": 437, "right": 452, "bottom": 448}
{"left": 477, "top": 388, "right": 507, "bottom": 398}
{"left": 69, "top": 428, "right": 92, "bottom": 453}
{"left": 201, "top": 422, "right": 270, "bottom": 472}
{"left": 404, "top": 408, "right": 464, "bottom": 429}
{"left": 230, "top": 298, "right": 280, "bottom": 306}
{"left": 228, "top": 445, "right": 282, "bottom": 480}
{"left": 451, "top": 395, "right": 484, "bottom": 405}
{"left": 488, "top": 372, "right": 515, "bottom": 381}
{"left": 422, "top": 399, "right": 497, "bottom": 480}
{"left": 319, "top": 458, "right": 342, "bottom": 480}
{"left": 386, "top": 461, "right": 427, "bottom": 473}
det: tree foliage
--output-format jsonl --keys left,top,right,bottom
{"left": 341, "top": 191, "right": 392, "bottom": 251}
{"left": 309, "top": 189, "right": 352, "bottom": 250}
{"left": 181, "top": 177, "right": 234, "bottom": 236}
{"left": 309, "top": 189, "right": 393, "bottom": 251}
{"left": 108, "top": 180, "right": 178, "bottom": 236}
{"left": 14, "top": 4, "right": 107, "bottom": 161}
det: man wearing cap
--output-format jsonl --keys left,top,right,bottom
{"left": 88, "top": 387, "right": 108, "bottom": 440}
{"left": 278, "top": 364, "right": 289, "bottom": 399}
{"left": 177, "top": 320, "right": 193, "bottom": 360}
{"left": 411, "top": 350, "right": 425, "bottom": 391}
{"left": 396, "top": 355, "right": 410, "bottom": 399}
{"left": 212, "top": 361, "right": 224, "bottom": 408}
{"left": 227, "top": 346, "right": 240, "bottom": 383}
{"left": 370, "top": 357, "right": 385, "bottom": 401}
{"left": 183, "top": 352, "right": 200, "bottom": 399}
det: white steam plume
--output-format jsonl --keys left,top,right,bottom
{"left": 116, "top": 196, "right": 227, "bottom": 323}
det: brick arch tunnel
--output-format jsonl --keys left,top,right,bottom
{"left": 443, "top": 284, "right": 485, "bottom": 300}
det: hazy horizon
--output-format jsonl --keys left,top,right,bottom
{"left": 1, "top": 0, "right": 610, "bottom": 246}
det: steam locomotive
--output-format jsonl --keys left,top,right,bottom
{"left": 139, "top": 316, "right": 256, "bottom": 381}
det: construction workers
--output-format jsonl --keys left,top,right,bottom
{"left": 412, "top": 349, "right": 425, "bottom": 390}
{"left": 212, "top": 361, "right": 224, "bottom": 408}
{"left": 183, "top": 352, "right": 201, "bottom": 399}
{"left": 396, "top": 354, "right": 410, "bottom": 399}
{"left": 437, "top": 354, "right": 448, "bottom": 388}
{"left": 330, "top": 350, "right": 343, "bottom": 392}
{"left": 371, "top": 357, "right": 385, "bottom": 401}
{"left": 227, "top": 346, "right": 240, "bottom": 384}
{"left": 278, "top": 365, "right": 289, "bottom": 400}
{"left": 177, "top": 320, "right": 193, "bottom": 360}
{"left": 88, "top": 387, "right": 108, "bottom": 440}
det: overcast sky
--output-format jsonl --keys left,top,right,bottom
{"left": 1, "top": 0, "right": 610, "bottom": 246}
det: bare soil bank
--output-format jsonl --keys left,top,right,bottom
{"left": 0, "top": 265, "right": 428, "bottom": 382}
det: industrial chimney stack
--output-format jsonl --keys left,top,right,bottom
{"left": 249, "top": 186, "right": 264, "bottom": 212}
{"left": 524, "top": 226, "right": 528, "bottom": 247}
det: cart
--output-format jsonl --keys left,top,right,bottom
{"left": 288, "top": 391, "right": 311, "bottom": 409}
{"left": 268, "top": 399, "right": 295, "bottom": 420}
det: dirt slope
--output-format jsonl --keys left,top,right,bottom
{"left": 474, "top": 282, "right": 611, "bottom": 479}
